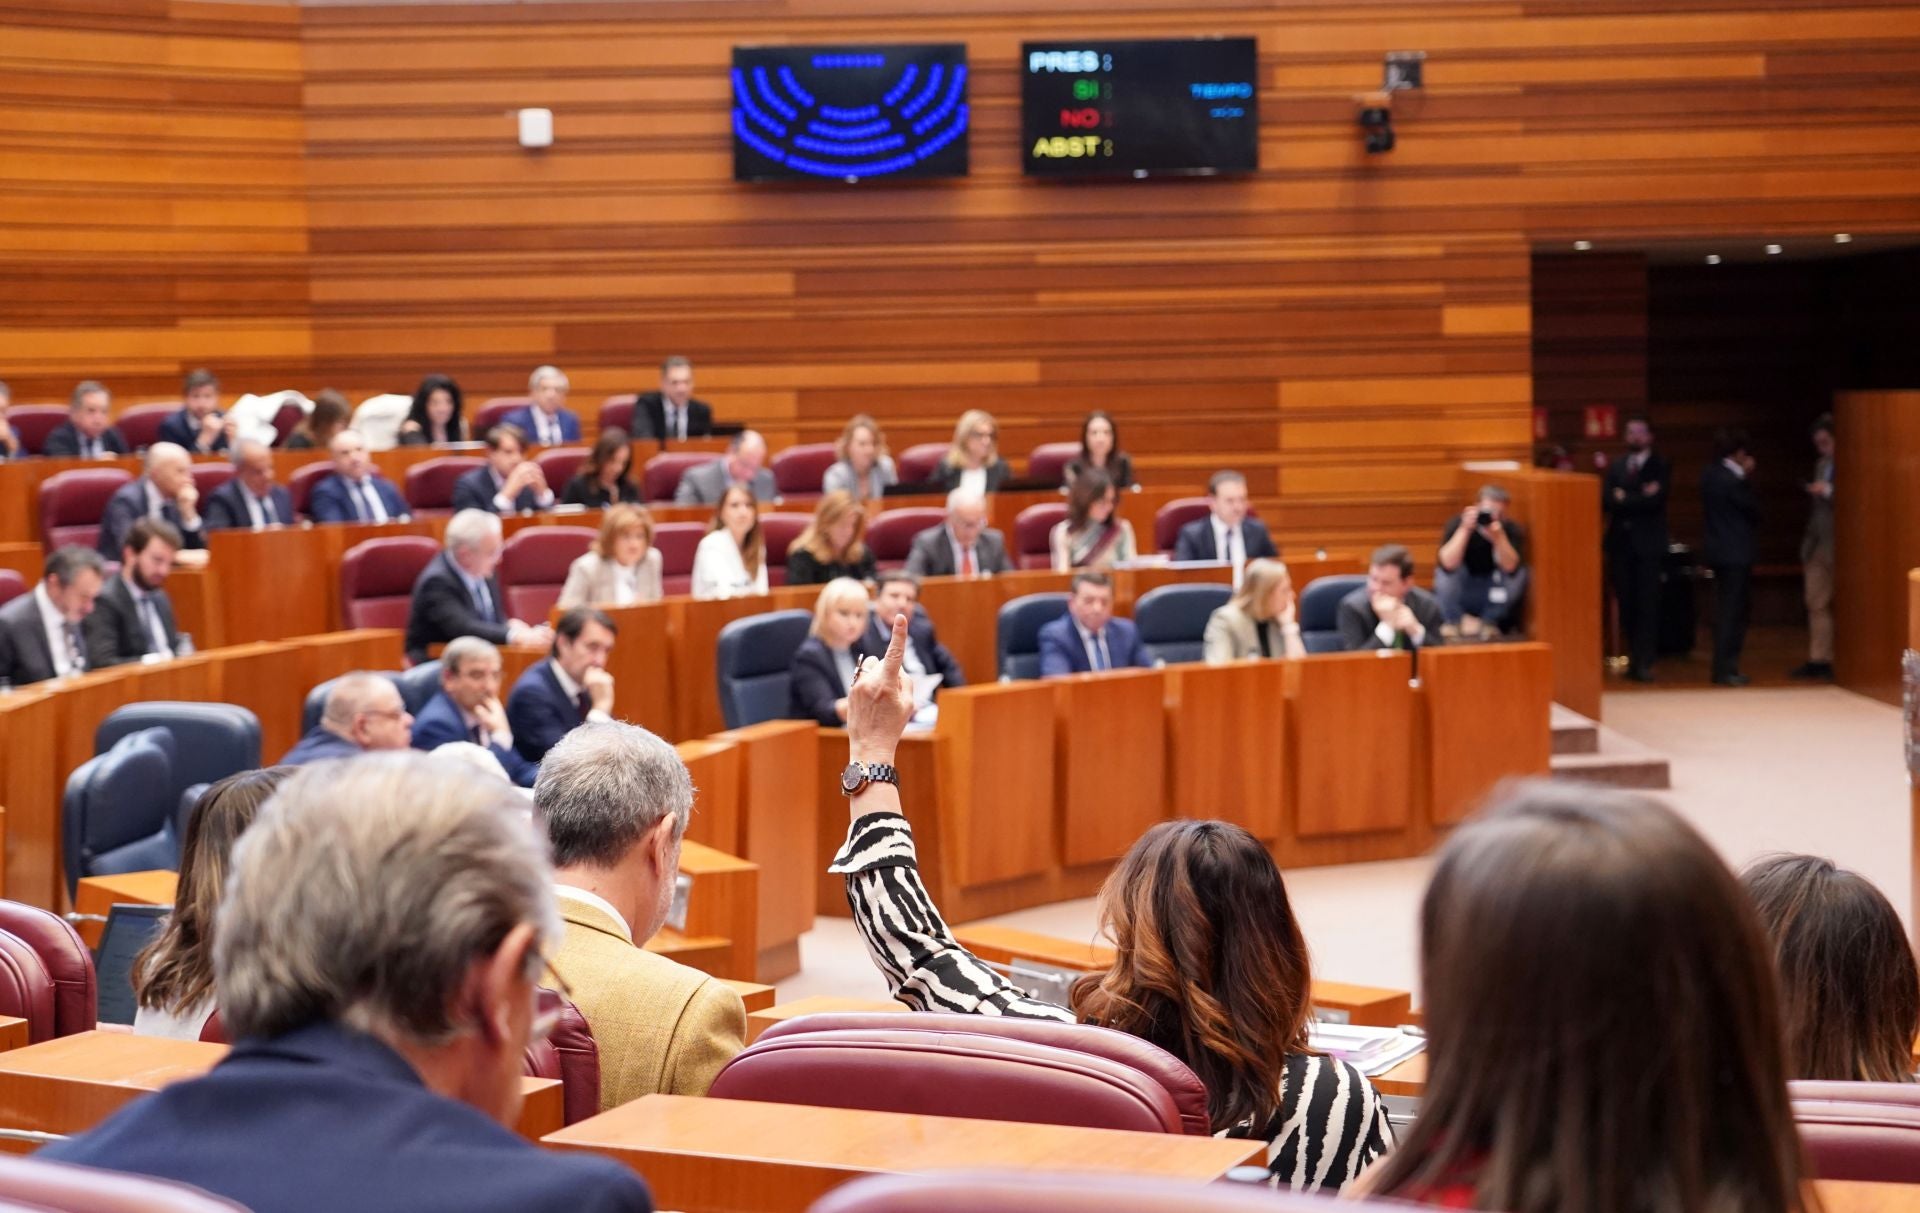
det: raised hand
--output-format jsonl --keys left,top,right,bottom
{"left": 846, "top": 611, "right": 915, "bottom": 763}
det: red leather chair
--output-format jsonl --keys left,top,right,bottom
{"left": 1026, "top": 441, "right": 1081, "bottom": 487}
{"left": 868, "top": 508, "right": 946, "bottom": 570}
{"left": 771, "top": 443, "right": 837, "bottom": 498}
{"left": 1794, "top": 1099, "right": 1920, "bottom": 1182}
{"left": 1154, "top": 496, "right": 1215, "bottom": 553}
{"left": 475, "top": 397, "right": 531, "bottom": 434}
{"left": 0, "top": 1153, "right": 247, "bottom": 1212}
{"left": 811, "top": 1171, "right": 1344, "bottom": 1213}
{"left": 0, "top": 570, "right": 25, "bottom": 608}
{"left": 643, "top": 452, "right": 714, "bottom": 503}
{"left": 0, "top": 930, "right": 56, "bottom": 1043}
{"left": 0, "top": 901, "right": 96, "bottom": 1040}
{"left": 895, "top": 443, "right": 949, "bottom": 487}
{"left": 38, "top": 468, "right": 133, "bottom": 550}
{"left": 1013, "top": 503, "right": 1067, "bottom": 570}
{"left": 199, "top": 1008, "right": 225, "bottom": 1043}
{"left": 8, "top": 406, "right": 69, "bottom": 455}
{"left": 758, "top": 513, "right": 813, "bottom": 586}
{"left": 711, "top": 1012, "right": 1210, "bottom": 1136}
{"left": 653, "top": 522, "right": 706, "bottom": 596}
{"left": 1793, "top": 1081, "right": 1920, "bottom": 1107}
{"left": 115, "top": 403, "right": 178, "bottom": 451}
{"left": 339, "top": 536, "right": 441, "bottom": 630}
{"left": 598, "top": 394, "right": 637, "bottom": 436}
{"left": 287, "top": 462, "right": 334, "bottom": 520}
{"left": 521, "top": 988, "right": 601, "bottom": 1126}
{"left": 190, "top": 463, "right": 235, "bottom": 499}
{"left": 270, "top": 399, "right": 306, "bottom": 446}
{"left": 499, "top": 526, "right": 596, "bottom": 620}
{"left": 535, "top": 445, "right": 589, "bottom": 491}
{"left": 405, "top": 456, "right": 484, "bottom": 516}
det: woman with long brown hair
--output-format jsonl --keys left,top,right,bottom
{"left": 830, "top": 616, "right": 1391, "bottom": 1192}
{"left": 690, "top": 484, "right": 766, "bottom": 600}
{"left": 560, "top": 428, "right": 643, "bottom": 508}
{"left": 1049, "top": 466, "right": 1137, "bottom": 571}
{"left": 787, "top": 491, "right": 877, "bottom": 586}
{"left": 1744, "top": 853, "right": 1919, "bottom": 1084}
{"left": 283, "top": 390, "right": 351, "bottom": 451}
{"left": 1364, "top": 782, "right": 1809, "bottom": 1212}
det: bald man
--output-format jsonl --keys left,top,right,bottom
{"left": 97, "top": 442, "right": 205, "bottom": 558}
{"left": 203, "top": 436, "right": 294, "bottom": 531}
{"left": 280, "top": 672, "right": 415, "bottom": 765}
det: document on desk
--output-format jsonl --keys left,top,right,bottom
{"left": 910, "top": 672, "right": 942, "bottom": 709}
{"left": 1308, "top": 1024, "right": 1426, "bottom": 1076}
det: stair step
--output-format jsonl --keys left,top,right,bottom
{"left": 1551, "top": 704, "right": 1600, "bottom": 755}
{"left": 1550, "top": 723, "right": 1672, "bottom": 790}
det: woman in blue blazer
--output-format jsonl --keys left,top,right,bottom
{"left": 789, "top": 577, "right": 873, "bottom": 725}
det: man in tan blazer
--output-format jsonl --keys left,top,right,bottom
{"left": 536, "top": 721, "right": 746, "bottom": 1108}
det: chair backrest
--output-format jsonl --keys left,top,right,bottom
{"left": 286, "top": 461, "right": 334, "bottom": 520}
{"left": 38, "top": 468, "right": 133, "bottom": 550}
{"left": 61, "top": 727, "right": 178, "bottom": 899}
{"left": 189, "top": 464, "right": 235, "bottom": 499}
{"left": 1013, "top": 503, "right": 1067, "bottom": 570}
{"left": 521, "top": 988, "right": 601, "bottom": 1126}
{"left": 0, "top": 902, "right": 96, "bottom": 1039}
{"left": 340, "top": 535, "right": 442, "bottom": 630}
{"left": 534, "top": 445, "right": 589, "bottom": 490}
{"left": 715, "top": 610, "right": 812, "bottom": 730}
{"left": 394, "top": 659, "right": 444, "bottom": 715}
{"left": 95, "top": 703, "right": 262, "bottom": 816}
{"left": 499, "top": 526, "right": 597, "bottom": 620}
{"left": 758, "top": 513, "right": 813, "bottom": 586}
{"left": 643, "top": 451, "right": 714, "bottom": 502}
{"left": 1134, "top": 583, "right": 1234, "bottom": 665}
{"left": 1025, "top": 441, "right": 1081, "bottom": 487}
{"left": 0, "top": 928, "right": 57, "bottom": 1045}
{"left": 474, "top": 397, "right": 531, "bottom": 433}
{"left": 114, "top": 403, "right": 177, "bottom": 451}
{"left": 868, "top": 508, "right": 947, "bottom": 568}
{"left": 1153, "top": 497, "right": 1214, "bottom": 553}
{"left": 718, "top": 1012, "right": 1210, "bottom": 1136}
{"left": 809, "top": 1170, "right": 1369, "bottom": 1213}
{"left": 269, "top": 399, "right": 306, "bottom": 446}
{"left": 772, "top": 443, "right": 838, "bottom": 497}
{"left": 1792, "top": 1081, "right": 1920, "bottom": 1108}
{"left": 1299, "top": 574, "right": 1366, "bottom": 653}
{"left": 1795, "top": 1099, "right": 1920, "bottom": 1182}
{"left": 302, "top": 669, "right": 410, "bottom": 735}
{"left": 0, "top": 1154, "right": 248, "bottom": 1212}
{"left": 8, "top": 406, "right": 69, "bottom": 455}
{"left": 0, "top": 570, "right": 24, "bottom": 608}
{"left": 598, "top": 394, "right": 637, "bottom": 436}
{"left": 997, "top": 593, "right": 1071, "bottom": 680}
{"left": 403, "top": 455, "right": 485, "bottom": 514}
{"left": 895, "top": 443, "right": 949, "bottom": 487}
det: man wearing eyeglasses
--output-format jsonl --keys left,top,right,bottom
{"left": 280, "top": 671, "right": 415, "bottom": 765}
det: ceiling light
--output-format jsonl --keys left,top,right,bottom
{"left": 1572, "top": 240, "right": 1592, "bottom": 251}
{"left": 1834, "top": 233, "right": 1853, "bottom": 244}
{"left": 1705, "top": 254, "right": 1722, "bottom": 265}
{"left": 1764, "top": 243, "right": 1783, "bottom": 255}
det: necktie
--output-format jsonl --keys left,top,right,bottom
{"left": 258, "top": 494, "right": 277, "bottom": 526}
{"left": 667, "top": 405, "right": 680, "bottom": 440}
{"left": 959, "top": 546, "right": 975, "bottom": 577}
{"left": 575, "top": 689, "right": 593, "bottom": 720}
{"left": 138, "top": 594, "right": 164, "bottom": 654}
{"left": 1092, "top": 630, "right": 1110, "bottom": 671}
{"left": 64, "top": 624, "right": 85, "bottom": 674}
{"left": 361, "top": 482, "right": 386, "bottom": 523}
{"left": 1224, "top": 526, "right": 1239, "bottom": 566}
{"left": 470, "top": 577, "right": 495, "bottom": 623}
{"left": 85, "top": 438, "right": 99, "bottom": 459}
{"left": 350, "top": 482, "right": 369, "bottom": 522}
{"left": 468, "top": 722, "right": 483, "bottom": 745}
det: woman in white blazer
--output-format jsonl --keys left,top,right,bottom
{"left": 558, "top": 504, "right": 664, "bottom": 609}
{"left": 690, "top": 484, "right": 768, "bottom": 600}
{"left": 1203, "top": 558, "right": 1306, "bottom": 663}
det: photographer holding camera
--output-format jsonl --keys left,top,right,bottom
{"left": 1433, "top": 485, "right": 1528, "bottom": 637}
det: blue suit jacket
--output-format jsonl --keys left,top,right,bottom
{"left": 1037, "top": 615, "right": 1153, "bottom": 677}
{"left": 309, "top": 473, "right": 409, "bottom": 524}
{"left": 96, "top": 477, "right": 207, "bottom": 557}
{"left": 506, "top": 660, "right": 585, "bottom": 764}
{"left": 278, "top": 726, "right": 366, "bottom": 766}
{"left": 504, "top": 406, "right": 582, "bottom": 445}
{"left": 156, "top": 407, "right": 228, "bottom": 453}
{"left": 39, "top": 1021, "right": 649, "bottom": 1213}
{"left": 202, "top": 478, "right": 295, "bottom": 531}
{"left": 452, "top": 465, "right": 546, "bottom": 515}
{"left": 412, "top": 689, "right": 539, "bottom": 787}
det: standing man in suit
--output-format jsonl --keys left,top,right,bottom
{"left": 1793, "top": 414, "right": 1837, "bottom": 681}
{"left": 539, "top": 722, "right": 746, "bottom": 1106}
{"left": 1701, "top": 428, "right": 1760, "bottom": 687}
{"left": 507, "top": 365, "right": 582, "bottom": 447}
{"left": 1337, "top": 544, "right": 1447, "bottom": 651}
{"left": 904, "top": 488, "right": 1013, "bottom": 579}
{"left": 41, "top": 380, "right": 128, "bottom": 459}
{"left": 1604, "top": 414, "right": 1670, "bottom": 682}
{"left": 97, "top": 442, "right": 206, "bottom": 558}
{"left": 40, "top": 754, "right": 653, "bottom": 1213}
{"left": 0, "top": 545, "right": 106, "bottom": 686}
{"left": 454, "top": 424, "right": 555, "bottom": 515}
{"left": 157, "top": 368, "right": 231, "bottom": 454}
{"left": 309, "top": 429, "right": 411, "bottom": 524}
{"left": 411, "top": 636, "right": 540, "bottom": 788}
{"left": 1172, "top": 471, "right": 1278, "bottom": 583}
{"left": 634, "top": 355, "right": 713, "bottom": 443}
{"left": 405, "top": 509, "right": 554, "bottom": 665}
{"left": 85, "top": 518, "right": 182, "bottom": 667}
{"left": 508, "top": 607, "right": 618, "bottom": 763}
{"left": 1037, "top": 571, "right": 1154, "bottom": 677}
{"left": 856, "top": 572, "right": 967, "bottom": 694}
{"left": 673, "top": 430, "right": 776, "bottom": 505}
{"left": 279, "top": 672, "right": 415, "bottom": 765}
{"left": 203, "top": 436, "right": 294, "bottom": 530}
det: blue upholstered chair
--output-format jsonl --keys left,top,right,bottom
{"left": 395, "top": 660, "right": 444, "bottom": 716}
{"left": 1298, "top": 574, "right": 1368, "bottom": 654}
{"left": 95, "top": 703, "right": 261, "bottom": 819}
{"left": 996, "top": 593, "right": 1070, "bottom": 681}
{"left": 62, "top": 728, "right": 179, "bottom": 897}
{"left": 716, "top": 610, "right": 813, "bottom": 730}
{"left": 1133, "top": 583, "right": 1233, "bottom": 666}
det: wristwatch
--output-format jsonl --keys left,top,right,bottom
{"left": 840, "top": 760, "right": 900, "bottom": 797}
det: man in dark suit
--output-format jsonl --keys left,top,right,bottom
{"left": 1172, "top": 471, "right": 1279, "bottom": 575}
{"left": 0, "top": 545, "right": 106, "bottom": 686}
{"left": 155, "top": 368, "right": 231, "bottom": 454}
{"left": 84, "top": 518, "right": 182, "bottom": 668}
{"left": 412, "top": 636, "right": 539, "bottom": 787}
{"left": 856, "top": 572, "right": 967, "bottom": 694}
{"left": 453, "top": 423, "right": 554, "bottom": 515}
{"left": 508, "top": 607, "right": 618, "bottom": 763}
{"left": 39, "top": 752, "right": 653, "bottom": 1213}
{"left": 672, "top": 430, "right": 776, "bottom": 505}
{"left": 1701, "top": 428, "right": 1761, "bottom": 687}
{"left": 1337, "top": 544, "right": 1447, "bottom": 651}
{"left": 1037, "top": 571, "right": 1154, "bottom": 677}
{"left": 309, "top": 429, "right": 411, "bottom": 524}
{"left": 203, "top": 436, "right": 294, "bottom": 530}
{"left": 1604, "top": 414, "right": 1671, "bottom": 682}
{"left": 633, "top": 355, "right": 714, "bottom": 443}
{"left": 903, "top": 489, "right": 1014, "bottom": 578}
{"left": 40, "top": 380, "right": 128, "bottom": 459}
{"left": 505, "top": 365, "right": 582, "bottom": 447}
{"left": 405, "top": 509, "right": 554, "bottom": 665}
{"left": 97, "top": 442, "right": 207, "bottom": 558}
{"left": 279, "top": 671, "right": 415, "bottom": 765}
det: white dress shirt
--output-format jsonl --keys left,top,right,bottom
{"left": 548, "top": 659, "right": 614, "bottom": 725}
{"left": 347, "top": 476, "right": 389, "bottom": 523}
{"left": 945, "top": 527, "right": 984, "bottom": 578}
{"left": 691, "top": 530, "right": 769, "bottom": 600}
{"left": 1212, "top": 516, "right": 1247, "bottom": 585}
{"left": 127, "top": 576, "right": 170, "bottom": 655}
{"left": 34, "top": 583, "right": 82, "bottom": 677}
{"left": 662, "top": 403, "right": 686, "bottom": 441}
{"left": 555, "top": 885, "right": 632, "bottom": 944}
{"left": 1073, "top": 620, "right": 1113, "bottom": 672}
{"left": 532, "top": 409, "right": 564, "bottom": 447}
{"left": 244, "top": 488, "right": 279, "bottom": 529}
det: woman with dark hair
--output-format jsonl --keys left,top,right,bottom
{"left": 1744, "top": 853, "right": 1919, "bottom": 1084}
{"left": 283, "top": 390, "right": 351, "bottom": 451}
{"left": 133, "top": 767, "right": 294, "bottom": 1039}
{"left": 397, "top": 374, "right": 467, "bottom": 446}
{"left": 830, "top": 617, "right": 1391, "bottom": 1193}
{"left": 561, "top": 428, "right": 643, "bottom": 508}
{"left": 1049, "top": 467, "right": 1137, "bottom": 571}
{"left": 1065, "top": 410, "right": 1134, "bottom": 490}
{"left": 1363, "top": 782, "right": 1809, "bottom": 1212}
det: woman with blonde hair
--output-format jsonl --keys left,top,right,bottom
{"left": 823, "top": 414, "right": 897, "bottom": 500}
{"left": 1203, "top": 558, "right": 1305, "bottom": 662}
{"left": 787, "top": 491, "right": 878, "bottom": 586}
{"left": 931, "top": 408, "right": 1011, "bottom": 494}
{"left": 559, "top": 503, "right": 663, "bottom": 608}
{"left": 690, "top": 484, "right": 767, "bottom": 600}
{"left": 788, "top": 577, "right": 872, "bottom": 724}
{"left": 1049, "top": 467, "right": 1136, "bottom": 571}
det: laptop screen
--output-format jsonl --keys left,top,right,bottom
{"left": 93, "top": 903, "right": 170, "bottom": 1026}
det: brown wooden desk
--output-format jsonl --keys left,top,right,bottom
{"left": 1420, "top": 642, "right": 1553, "bottom": 826}
{"left": 544, "top": 1094, "right": 1265, "bottom": 1213}
{"left": 1819, "top": 1180, "right": 1920, "bottom": 1213}
{"left": 0, "top": 1020, "right": 25, "bottom": 1055}
{"left": 675, "top": 841, "right": 759, "bottom": 985}
{"left": 931, "top": 682, "right": 1057, "bottom": 922}
{"left": 72, "top": 870, "right": 178, "bottom": 948}
{"left": 1372, "top": 1050, "right": 1426, "bottom": 1097}
{"left": 1053, "top": 669, "right": 1164, "bottom": 871}
{"left": 1163, "top": 660, "right": 1286, "bottom": 840}
{"left": 709, "top": 720, "right": 816, "bottom": 982}
{"left": 1281, "top": 650, "right": 1424, "bottom": 868}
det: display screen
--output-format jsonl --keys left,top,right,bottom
{"left": 1021, "top": 38, "right": 1258, "bottom": 177}
{"left": 732, "top": 44, "right": 970, "bottom": 182}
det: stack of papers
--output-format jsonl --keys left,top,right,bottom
{"left": 1307, "top": 1023, "right": 1426, "bottom": 1077}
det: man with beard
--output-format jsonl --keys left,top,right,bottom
{"left": 85, "top": 517, "right": 183, "bottom": 666}
{"left": 1603, "top": 414, "right": 1671, "bottom": 682}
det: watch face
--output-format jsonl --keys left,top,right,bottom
{"left": 840, "top": 763, "right": 866, "bottom": 794}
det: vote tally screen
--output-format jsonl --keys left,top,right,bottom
{"left": 1020, "top": 38, "right": 1259, "bottom": 177}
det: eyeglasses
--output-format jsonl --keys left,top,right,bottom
{"left": 531, "top": 950, "right": 575, "bottom": 1042}
{"left": 970, "top": 429, "right": 996, "bottom": 440}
